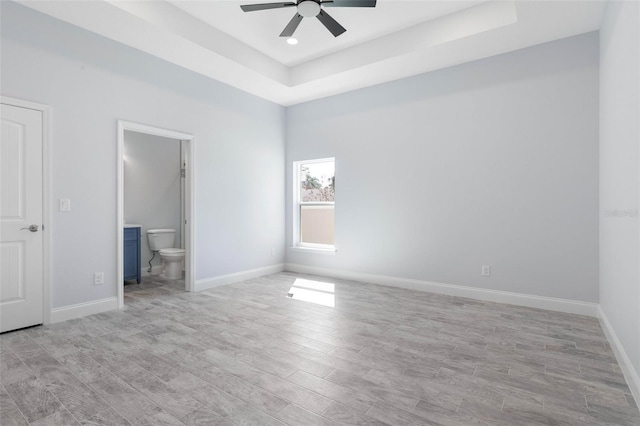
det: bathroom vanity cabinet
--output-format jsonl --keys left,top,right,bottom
{"left": 124, "top": 225, "right": 141, "bottom": 283}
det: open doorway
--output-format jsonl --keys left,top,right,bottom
{"left": 117, "top": 121, "right": 194, "bottom": 308}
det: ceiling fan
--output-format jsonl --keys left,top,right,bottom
{"left": 240, "top": 0, "right": 377, "bottom": 38}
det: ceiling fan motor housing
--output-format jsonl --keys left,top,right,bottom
{"left": 298, "top": 0, "right": 321, "bottom": 17}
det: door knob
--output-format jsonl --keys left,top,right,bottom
{"left": 20, "top": 224, "right": 39, "bottom": 232}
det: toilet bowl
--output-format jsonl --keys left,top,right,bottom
{"left": 159, "top": 248, "right": 185, "bottom": 279}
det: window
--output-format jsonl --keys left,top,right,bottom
{"left": 293, "top": 158, "right": 335, "bottom": 251}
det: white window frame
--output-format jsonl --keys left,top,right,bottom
{"left": 292, "top": 157, "right": 336, "bottom": 254}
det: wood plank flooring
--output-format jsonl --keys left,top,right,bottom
{"left": 1, "top": 272, "right": 638, "bottom": 425}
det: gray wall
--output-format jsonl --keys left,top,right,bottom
{"left": 0, "top": 2, "right": 608, "bottom": 313}
{"left": 286, "top": 32, "right": 600, "bottom": 302}
{"left": 600, "top": 0, "right": 640, "bottom": 381}
{"left": 124, "top": 131, "right": 182, "bottom": 272}
{"left": 1, "top": 2, "right": 286, "bottom": 308}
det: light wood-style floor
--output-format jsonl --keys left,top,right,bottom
{"left": 1, "top": 272, "right": 638, "bottom": 425}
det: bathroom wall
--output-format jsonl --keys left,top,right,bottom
{"left": 124, "top": 131, "right": 182, "bottom": 274}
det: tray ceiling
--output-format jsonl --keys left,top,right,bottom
{"left": 16, "top": 1, "right": 606, "bottom": 105}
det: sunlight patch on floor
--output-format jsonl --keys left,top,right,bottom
{"left": 287, "top": 278, "right": 335, "bottom": 307}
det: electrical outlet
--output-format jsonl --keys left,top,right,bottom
{"left": 59, "top": 198, "right": 71, "bottom": 212}
{"left": 482, "top": 265, "right": 491, "bottom": 277}
{"left": 94, "top": 272, "right": 104, "bottom": 286}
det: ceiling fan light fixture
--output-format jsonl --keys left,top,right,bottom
{"left": 298, "top": 0, "right": 321, "bottom": 17}
{"left": 286, "top": 37, "right": 299, "bottom": 45}
{"left": 240, "top": 0, "right": 377, "bottom": 38}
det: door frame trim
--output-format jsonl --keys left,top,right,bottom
{"left": 116, "top": 120, "right": 195, "bottom": 309}
{"left": 1, "top": 96, "right": 52, "bottom": 325}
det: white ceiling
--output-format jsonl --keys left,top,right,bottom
{"left": 17, "top": 0, "right": 606, "bottom": 106}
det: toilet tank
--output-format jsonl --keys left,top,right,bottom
{"left": 147, "top": 229, "right": 176, "bottom": 251}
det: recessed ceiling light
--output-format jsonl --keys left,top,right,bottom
{"left": 286, "top": 37, "right": 298, "bottom": 45}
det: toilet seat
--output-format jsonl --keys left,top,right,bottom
{"left": 159, "top": 248, "right": 185, "bottom": 257}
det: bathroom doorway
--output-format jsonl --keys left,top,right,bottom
{"left": 116, "top": 121, "right": 194, "bottom": 308}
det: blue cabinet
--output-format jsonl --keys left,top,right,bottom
{"left": 124, "top": 226, "right": 141, "bottom": 283}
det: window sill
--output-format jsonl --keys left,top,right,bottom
{"left": 289, "top": 246, "right": 337, "bottom": 255}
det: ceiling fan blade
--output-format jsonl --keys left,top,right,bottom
{"left": 316, "top": 9, "right": 346, "bottom": 37}
{"left": 240, "top": 2, "right": 296, "bottom": 12}
{"left": 322, "top": 0, "right": 376, "bottom": 7}
{"left": 280, "top": 13, "right": 304, "bottom": 37}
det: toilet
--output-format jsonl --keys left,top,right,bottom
{"left": 146, "top": 229, "right": 185, "bottom": 279}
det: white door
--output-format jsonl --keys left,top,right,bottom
{"left": 0, "top": 103, "right": 44, "bottom": 333}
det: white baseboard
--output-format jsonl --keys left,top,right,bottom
{"left": 195, "top": 263, "right": 285, "bottom": 292}
{"left": 598, "top": 306, "right": 640, "bottom": 407}
{"left": 50, "top": 297, "right": 119, "bottom": 323}
{"left": 284, "top": 263, "right": 599, "bottom": 317}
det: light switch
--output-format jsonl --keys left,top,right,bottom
{"left": 59, "top": 198, "right": 71, "bottom": 212}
